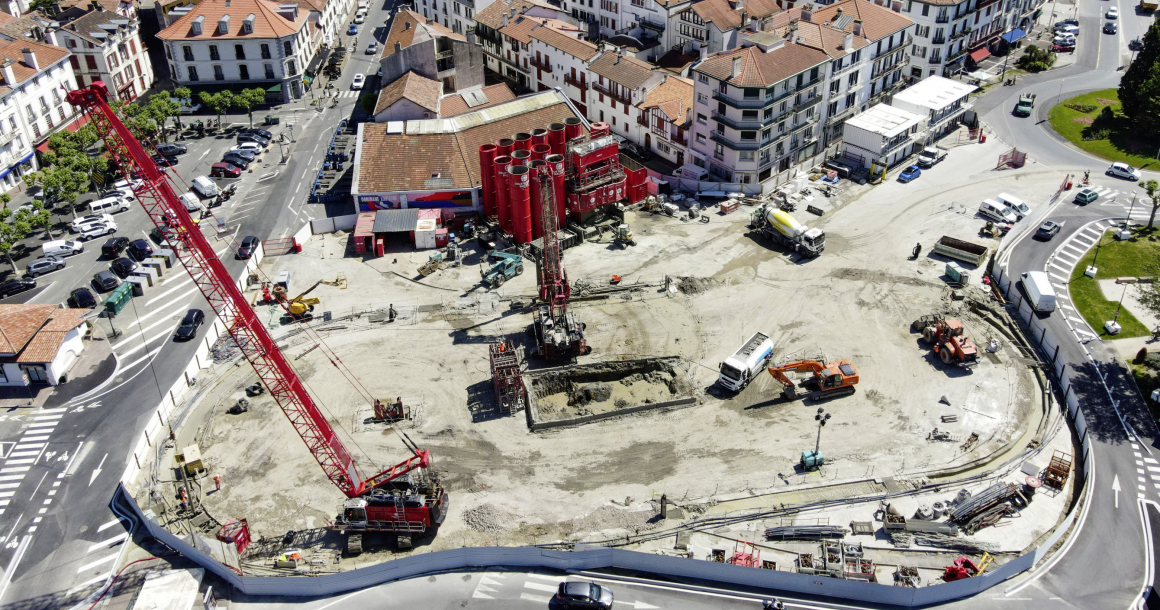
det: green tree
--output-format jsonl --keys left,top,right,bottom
{"left": 1016, "top": 45, "right": 1056, "bottom": 72}
{"left": 1120, "top": 21, "right": 1160, "bottom": 138}
{"left": 27, "top": 203, "right": 55, "bottom": 239}
{"left": 0, "top": 207, "right": 32, "bottom": 273}
{"left": 199, "top": 91, "right": 234, "bottom": 128}
{"left": 0, "top": 194, "right": 10, "bottom": 209}
{"left": 232, "top": 88, "right": 267, "bottom": 128}
{"left": 1142, "top": 180, "right": 1160, "bottom": 230}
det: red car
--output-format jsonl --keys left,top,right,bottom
{"left": 210, "top": 162, "right": 241, "bottom": 178}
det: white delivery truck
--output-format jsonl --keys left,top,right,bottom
{"left": 1020, "top": 271, "right": 1057, "bottom": 313}
{"left": 718, "top": 332, "right": 775, "bottom": 391}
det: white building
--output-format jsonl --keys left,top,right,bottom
{"left": 586, "top": 48, "right": 664, "bottom": 139}
{"left": 159, "top": 0, "right": 315, "bottom": 103}
{"left": 471, "top": 0, "right": 577, "bottom": 91}
{"left": 635, "top": 73, "right": 692, "bottom": 166}
{"left": 893, "top": 0, "right": 1045, "bottom": 79}
{"left": 888, "top": 73, "right": 973, "bottom": 139}
{"left": 839, "top": 102, "right": 923, "bottom": 169}
{"left": 53, "top": 1, "right": 154, "bottom": 100}
{"left": 527, "top": 23, "right": 599, "bottom": 114}
{"left": 0, "top": 40, "right": 76, "bottom": 192}
{"left": 0, "top": 304, "right": 89, "bottom": 388}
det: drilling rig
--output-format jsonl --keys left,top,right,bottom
{"left": 66, "top": 82, "right": 446, "bottom": 542}
{"left": 530, "top": 172, "right": 589, "bottom": 359}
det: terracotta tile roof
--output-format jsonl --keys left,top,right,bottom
{"left": 741, "top": 0, "right": 781, "bottom": 20}
{"left": 356, "top": 93, "right": 583, "bottom": 193}
{"left": 0, "top": 13, "right": 39, "bottom": 42}
{"left": 158, "top": 0, "right": 308, "bottom": 41}
{"left": 813, "top": 0, "right": 913, "bottom": 41}
{"left": 500, "top": 15, "right": 575, "bottom": 44}
{"left": 690, "top": 0, "right": 741, "bottom": 31}
{"left": 439, "top": 83, "right": 515, "bottom": 118}
{"left": 374, "top": 71, "right": 442, "bottom": 115}
{"left": 638, "top": 75, "right": 693, "bottom": 127}
{"left": 382, "top": 8, "right": 463, "bottom": 58}
{"left": 474, "top": 0, "right": 556, "bottom": 31}
{"left": 58, "top": 7, "right": 139, "bottom": 46}
{"left": 588, "top": 51, "right": 653, "bottom": 89}
{"left": 17, "top": 308, "right": 88, "bottom": 364}
{"left": 529, "top": 24, "right": 598, "bottom": 61}
{"left": 655, "top": 48, "right": 698, "bottom": 74}
{"left": 773, "top": 20, "right": 870, "bottom": 57}
{"left": 695, "top": 42, "right": 828, "bottom": 87}
{"left": 0, "top": 304, "right": 57, "bottom": 355}
{"left": 0, "top": 40, "right": 70, "bottom": 88}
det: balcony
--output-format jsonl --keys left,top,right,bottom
{"left": 436, "top": 49, "right": 454, "bottom": 60}
{"left": 564, "top": 73, "right": 587, "bottom": 89}
{"left": 935, "top": 13, "right": 950, "bottom": 22}
{"left": 830, "top": 60, "right": 859, "bottom": 78}
{"left": 710, "top": 131, "right": 761, "bottom": 151}
{"left": 946, "top": 46, "right": 968, "bottom": 63}
{"left": 713, "top": 90, "right": 764, "bottom": 109}
{"left": 593, "top": 81, "right": 631, "bottom": 106}
{"left": 929, "top": 55, "right": 943, "bottom": 64}
{"left": 0, "top": 130, "right": 16, "bottom": 147}
{"left": 712, "top": 111, "right": 762, "bottom": 130}
{"left": 931, "top": 35, "right": 946, "bottom": 44}
{"left": 825, "top": 104, "right": 858, "bottom": 125}
{"left": 797, "top": 75, "right": 822, "bottom": 92}
{"left": 872, "top": 56, "right": 910, "bottom": 80}
{"left": 793, "top": 94, "right": 822, "bottom": 113}
{"left": 951, "top": 27, "right": 971, "bottom": 41}
{"left": 529, "top": 56, "right": 552, "bottom": 72}
{"left": 670, "top": 132, "right": 687, "bottom": 146}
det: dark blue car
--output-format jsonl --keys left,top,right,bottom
{"left": 899, "top": 165, "right": 922, "bottom": 183}
{"left": 348, "top": 23, "right": 358, "bottom": 35}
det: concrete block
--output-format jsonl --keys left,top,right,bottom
{"left": 155, "top": 249, "right": 177, "bottom": 267}
{"left": 142, "top": 259, "right": 165, "bottom": 276}
{"left": 131, "top": 266, "right": 158, "bottom": 287}
{"left": 125, "top": 276, "right": 147, "bottom": 296}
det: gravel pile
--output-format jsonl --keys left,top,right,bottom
{"left": 463, "top": 504, "right": 515, "bottom": 533}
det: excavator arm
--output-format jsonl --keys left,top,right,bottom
{"left": 766, "top": 360, "right": 826, "bottom": 390}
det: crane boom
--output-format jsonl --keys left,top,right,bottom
{"left": 66, "top": 82, "right": 418, "bottom": 498}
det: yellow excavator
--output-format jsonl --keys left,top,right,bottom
{"left": 273, "top": 280, "right": 322, "bottom": 320}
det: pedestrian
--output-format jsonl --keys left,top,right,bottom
{"left": 388, "top": 304, "right": 397, "bottom": 322}
{"left": 912, "top": 243, "right": 922, "bottom": 259}
{"left": 214, "top": 475, "right": 222, "bottom": 491}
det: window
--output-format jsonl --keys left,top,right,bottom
{"left": 696, "top": 113, "right": 707, "bottom": 124}
{"left": 830, "top": 80, "right": 840, "bottom": 94}
{"left": 25, "top": 105, "right": 34, "bottom": 120}
{"left": 235, "top": 44, "right": 246, "bottom": 59}
{"left": 742, "top": 110, "right": 758, "bottom": 121}
{"left": 695, "top": 133, "right": 706, "bottom": 143}
{"left": 213, "top": 65, "right": 224, "bottom": 80}
{"left": 743, "top": 88, "right": 759, "bottom": 99}
{"left": 698, "top": 73, "right": 708, "bottom": 83}
{"left": 828, "top": 101, "right": 837, "bottom": 115}
{"left": 697, "top": 92, "right": 708, "bottom": 105}
{"left": 85, "top": 55, "right": 97, "bottom": 70}
{"left": 848, "top": 72, "right": 859, "bottom": 86}
{"left": 188, "top": 65, "right": 199, "bottom": 81}
{"left": 7, "top": 116, "right": 15, "bottom": 132}
{"left": 183, "top": 45, "right": 194, "bottom": 61}
{"left": 845, "top": 92, "right": 856, "bottom": 107}
{"left": 283, "top": 41, "right": 293, "bottom": 56}
{"left": 210, "top": 45, "right": 220, "bottom": 60}
{"left": 922, "top": 3, "right": 929, "bottom": 15}
{"left": 261, "top": 43, "right": 271, "bottom": 59}
{"left": 66, "top": 39, "right": 76, "bottom": 48}
{"left": 69, "top": 56, "right": 80, "bottom": 70}
{"left": 287, "top": 60, "right": 297, "bottom": 76}
{"left": 31, "top": 122, "right": 40, "bottom": 138}
{"left": 57, "top": 106, "right": 65, "bottom": 121}
{"left": 239, "top": 64, "right": 249, "bottom": 79}
{"left": 740, "top": 130, "right": 756, "bottom": 141}
{"left": 264, "top": 64, "right": 275, "bottom": 79}
{"left": 739, "top": 151, "right": 754, "bottom": 161}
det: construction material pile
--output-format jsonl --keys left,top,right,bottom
{"left": 948, "top": 482, "right": 1022, "bottom": 535}
{"left": 765, "top": 525, "right": 847, "bottom": 541}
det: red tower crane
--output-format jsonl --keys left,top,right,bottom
{"left": 531, "top": 172, "right": 588, "bottom": 359}
{"left": 66, "top": 82, "right": 446, "bottom": 536}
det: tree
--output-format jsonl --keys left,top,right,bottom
{"left": 232, "top": 88, "right": 267, "bottom": 128}
{"left": 0, "top": 208, "right": 33, "bottom": 273}
{"left": 143, "top": 94, "right": 181, "bottom": 141}
{"left": 1142, "top": 180, "right": 1160, "bottom": 230}
{"left": 199, "top": 91, "right": 234, "bottom": 128}
{"left": 27, "top": 203, "right": 55, "bottom": 239}
{"left": 1015, "top": 45, "right": 1056, "bottom": 72}
{"left": 172, "top": 86, "right": 192, "bottom": 130}
{"left": 1120, "top": 20, "right": 1160, "bottom": 138}
{"left": 0, "top": 194, "right": 10, "bottom": 209}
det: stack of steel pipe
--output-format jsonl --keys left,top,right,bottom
{"left": 563, "top": 117, "right": 583, "bottom": 143}
{"left": 547, "top": 123, "right": 566, "bottom": 155}
{"left": 493, "top": 155, "right": 512, "bottom": 232}
{"left": 530, "top": 144, "right": 551, "bottom": 161}
{"left": 513, "top": 132, "right": 532, "bottom": 151}
{"left": 948, "top": 483, "right": 1016, "bottom": 523}
{"left": 528, "top": 159, "right": 546, "bottom": 240}
{"left": 531, "top": 128, "right": 549, "bottom": 148}
{"left": 511, "top": 149, "right": 531, "bottom": 166}
{"left": 508, "top": 165, "right": 532, "bottom": 243}
{"left": 478, "top": 144, "right": 498, "bottom": 217}
{"left": 546, "top": 153, "right": 566, "bottom": 229}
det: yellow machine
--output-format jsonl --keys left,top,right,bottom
{"left": 273, "top": 281, "right": 322, "bottom": 318}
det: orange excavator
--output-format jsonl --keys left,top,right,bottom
{"left": 767, "top": 358, "right": 859, "bottom": 401}
{"left": 921, "top": 316, "right": 978, "bottom": 368}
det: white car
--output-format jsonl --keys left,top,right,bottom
{"left": 354, "top": 13, "right": 365, "bottom": 23}
{"left": 1106, "top": 6, "right": 1118, "bottom": 18}
{"left": 71, "top": 213, "right": 115, "bottom": 232}
{"left": 77, "top": 222, "right": 117, "bottom": 241}
{"left": 113, "top": 178, "right": 143, "bottom": 192}
{"left": 1055, "top": 24, "right": 1079, "bottom": 36}
{"left": 351, "top": 74, "right": 365, "bottom": 90}
{"left": 231, "top": 143, "right": 263, "bottom": 154}
{"left": 366, "top": 41, "right": 377, "bottom": 55}
{"left": 112, "top": 186, "right": 136, "bottom": 201}
{"left": 1107, "top": 162, "right": 1142, "bottom": 181}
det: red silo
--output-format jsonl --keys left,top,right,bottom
{"left": 546, "top": 153, "right": 567, "bottom": 230}
{"left": 478, "top": 144, "right": 498, "bottom": 217}
{"left": 547, "top": 123, "right": 566, "bottom": 155}
{"left": 513, "top": 132, "right": 532, "bottom": 151}
{"left": 493, "top": 155, "right": 512, "bottom": 230}
{"left": 508, "top": 165, "right": 533, "bottom": 244}
{"left": 590, "top": 121, "right": 610, "bottom": 138}
{"left": 529, "top": 160, "right": 546, "bottom": 240}
{"left": 531, "top": 144, "right": 551, "bottom": 161}
{"left": 511, "top": 149, "right": 531, "bottom": 166}
{"left": 497, "top": 138, "right": 514, "bottom": 158}
{"left": 564, "top": 117, "right": 583, "bottom": 144}
{"left": 531, "top": 128, "right": 549, "bottom": 147}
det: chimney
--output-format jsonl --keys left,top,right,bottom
{"left": 0, "top": 60, "right": 14, "bottom": 86}
{"left": 698, "top": 44, "right": 707, "bottom": 59}
{"left": 740, "top": 10, "right": 748, "bottom": 27}
{"left": 731, "top": 55, "right": 741, "bottom": 78}
{"left": 891, "top": 0, "right": 901, "bottom": 11}
{"left": 21, "top": 48, "right": 38, "bottom": 70}
{"left": 852, "top": 20, "right": 862, "bottom": 36}
{"left": 842, "top": 32, "right": 852, "bottom": 48}
{"left": 800, "top": 6, "right": 812, "bottom": 22}
{"left": 736, "top": 0, "right": 744, "bottom": 9}
{"left": 502, "top": 12, "right": 509, "bottom": 26}
{"left": 394, "top": 41, "right": 401, "bottom": 52}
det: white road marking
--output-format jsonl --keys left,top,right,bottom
{"left": 76, "top": 552, "right": 119, "bottom": 573}
{"left": 117, "top": 325, "right": 179, "bottom": 358}
{"left": 523, "top": 582, "right": 557, "bottom": 592}
{"left": 519, "top": 593, "right": 552, "bottom": 603}
{"left": 114, "top": 309, "right": 188, "bottom": 348}
{"left": 87, "top": 532, "right": 128, "bottom": 552}
{"left": 145, "top": 285, "right": 199, "bottom": 309}
{"left": 97, "top": 518, "right": 125, "bottom": 533}
{"left": 65, "top": 571, "right": 113, "bottom": 596}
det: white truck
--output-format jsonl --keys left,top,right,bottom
{"left": 917, "top": 146, "right": 948, "bottom": 168}
{"left": 718, "top": 332, "right": 775, "bottom": 391}
{"left": 749, "top": 204, "right": 825, "bottom": 257}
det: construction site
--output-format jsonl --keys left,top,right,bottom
{"left": 128, "top": 117, "right": 1078, "bottom": 587}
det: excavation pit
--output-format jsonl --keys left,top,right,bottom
{"left": 524, "top": 356, "right": 696, "bottom": 430}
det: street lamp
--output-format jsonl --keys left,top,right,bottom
{"left": 801, "top": 407, "right": 832, "bottom": 471}
{"left": 1086, "top": 229, "right": 1105, "bottom": 277}
{"left": 1106, "top": 283, "right": 1129, "bottom": 335}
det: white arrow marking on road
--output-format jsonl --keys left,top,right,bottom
{"left": 1113, "top": 474, "right": 1121, "bottom": 508}
{"left": 90, "top": 453, "right": 107, "bottom": 486}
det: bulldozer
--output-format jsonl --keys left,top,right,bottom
{"left": 919, "top": 315, "right": 978, "bottom": 368}
{"left": 767, "top": 358, "right": 859, "bottom": 401}
{"left": 273, "top": 280, "right": 322, "bottom": 322}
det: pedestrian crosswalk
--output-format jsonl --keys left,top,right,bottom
{"left": 0, "top": 408, "right": 67, "bottom": 518}
{"left": 335, "top": 90, "right": 360, "bottom": 99}
{"left": 1043, "top": 218, "right": 1120, "bottom": 342}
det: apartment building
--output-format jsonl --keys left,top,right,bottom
{"left": 527, "top": 22, "right": 598, "bottom": 111}
{"left": 687, "top": 0, "right": 913, "bottom": 185}
{"left": 888, "top": 73, "right": 974, "bottom": 138}
{"left": 378, "top": 9, "right": 484, "bottom": 94}
{"left": 587, "top": 48, "right": 664, "bottom": 138}
{"left": 635, "top": 73, "right": 692, "bottom": 165}
{"left": 472, "top": 0, "right": 575, "bottom": 90}
{"left": 840, "top": 102, "right": 924, "bottom": 169}
{"left": 54, "top": 1, "right": 153, "bottom": 100}
{"left": 0, "top": 40, "right": 77, "bottom": 192}
{"left": 159, "top": 0, "right": 315, "bottom": 103}
{"left": 898, "top": 0, "right": 1043, "bottom": 78}
{"left": 669, "top": 0, "right": 778, "bottom": 55}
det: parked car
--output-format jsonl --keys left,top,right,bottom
{"left": 348, "top": 23, "right": 358, "bottom": 34}
{"left": 236, "top": 133, "right": 269, "bottom": 146}
{"left": 1106, "top": 6, "right": 1118, "bottom": 18}
{"left": 245, "top": 128, "right": 274, "bottom": 140}
{"left": 232, "top": 142, "right": 263, "bottom": 153}
{"left": 69, "top": 287, "right": 97, "bottom": 308}
{"left": 174, "top": 309, "right": 205, "bottom": 341}
{"left": 92, "top": 270, "right": 119, "bottom": 292}
{"left": 151, "top": 154, "right": 178, "bottom": 167}
{"left": 1036, "top": 221, "right": 1062, "bottom": 240}
{"left": 0, "top": 278, "right": 36, "bottom": 297}
{"left": 354, "top": 11, "right": 366, "bottom": 23}
{"left": 72, "top": 213, "right": 115, "bottom": 232}
{"left": 1053, "top": 43, "right": 1076, "bottom": 52}
{"left": 352, "top": 73, "right": 365, "bottom": 90}
{"left": 102, "top": 237, "right": 131, "bottom": 258}
{"left": 129, "top": 239, "right": 154, "bottom": 260}
{"left": 238, "top": 235, "right": 260, "bottom": 259}
{"left": 25, "top": 256, "right": 64, "bottom": 278}
{"left": 366, "top": 41, "right": 377, "bottom": 54}
{"left": 78, "top": 222, "right": 117, "bottom": 241}
{"left": 211, "top": 162, "right": 242, "bottom": 178}
{"left": 1107, "top": 162, "right": 1142, "bottom": 181}
{"left": 1057, "top": 18, "right": 1079, "bottom": 26}
{"left": 898, "top": 165, "right": 922, "bottom": 183}
{"left": 113, "top": 178, "right": 143, "bottom": 192}
{"left": 1104, "top": 21, "right": 1118, "bottom": 34}
{"left": 110, "top": 257, "right": 138, "bottom": 278}
{"left": 225, "top": 148, "right": 256, "bottom": 162}
{"left": 1074, "top": 188, "right": 1099, "bottom": 204}
{"left": 221, "top": 153, "right": 250, "bottom": 169}
{"left": 155, "top": 143, "right": 187, "bottom": 156}
{"left": 554, "top": 582, "right": 614, "bottom": 609}
{"left": 1055, "top": 24, "right": 1079, "bottom": 36}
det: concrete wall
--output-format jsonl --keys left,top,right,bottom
{"left": 373, "top": 97, "right": 434, "bottom": 123}
{"left": 380, "top": 38, "right": 485, "bottom": 95}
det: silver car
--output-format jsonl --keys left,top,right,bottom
{"left": 25, "top": 256, "right": 64, "bottom": 278}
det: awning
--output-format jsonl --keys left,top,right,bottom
{"left": 306, "top": 48, "right": 330, "bottom": 76}
{"left": 302, "top": 75, "right": 314, "bottom": 85}
{"left": 1001, "top": 28, "right": 1026, "bottom": 43}
{"left": 970, "top": 47, "right": 991, "bottom": 62}
{"left": 266, "top": 83, "right": 282, "bottom": 93}
{"left": 11, "top": 151, "right": 33, "bottom": 168}
{"left": 372, "top": 208, "right": 421, "bottom": 233}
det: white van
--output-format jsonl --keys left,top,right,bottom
{"left": 1020, "top": 271, "right": 1057, "bottom": 313}
{"left": 191, "top": 175, "right": 219, "bottom": 199}
{"left": 42, "top": 240, "right": 84, "bottom": 257}
{"left": 357, "top": 0, "right": 368, "bottom": 8}
{"left": 717, "top": 332, "right": 775, "bottom": 391}
{"left": 89, "top": 195, "right": 131, "bottom": 215}
{"left": 179, "top": 191, "right": 204, "bottom": 213}
{"left": 995, "top": 193, "right": 1030, "bottom": 219}
{"left": 980, "top": 199, "right": 1018, "bottom": 223}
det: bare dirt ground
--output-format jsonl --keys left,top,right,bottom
{"left": 165, "top": 145, "right": 1078, "bottom": 566}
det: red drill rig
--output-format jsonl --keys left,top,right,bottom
{"left": 66, "top": 82, "right": 446, "bottom": 538}
{"left": 531, "top": 172, "right": 589, "bottom": 359}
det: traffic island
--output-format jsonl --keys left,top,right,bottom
{"left": 1048, "top": 89, "right": 1160, "bottom": 168}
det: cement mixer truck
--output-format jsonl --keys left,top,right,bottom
{"left": 749, "top": 203, "right": 825, "bottom": 257}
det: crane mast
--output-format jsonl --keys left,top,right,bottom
{"left": 531, "top": 172, "right": 588, "bottom": 359}
{"left": 65, "top": 82, "right": 431, "bottom": 501}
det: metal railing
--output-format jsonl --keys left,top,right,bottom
{"left": 793, "top": 94, "right": 822, "bottom": 113}
{"left": 935, "top": 13, "right": 950, "bottom": 22}
{"left": 929, "top": 55, "right": 943, "bottom": 64}
{"left": 593, "top": 81, "right": 632, "bottom": 105}
{"left": 872, "top": 56, "right": 909, "bottom": 80}
{"left": 712, "top": 111, "right": 762, "bottom": 130}
{"left": 710, "top": 131, "right": 761, "bottom": 151}
{"left": 825, "top": 104, "right": 857, "bottom": 125}
{"left": 564, "top": 73, "right": 587, "bottom": 89}
{"left": 712, "top": 90, "right": 765, "bottom": 109}
{"left": 530, "top": 56, "right": 552, "bottom": 72}
{"left": 931, "top": 35, "right": 946, "bottom": 44}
